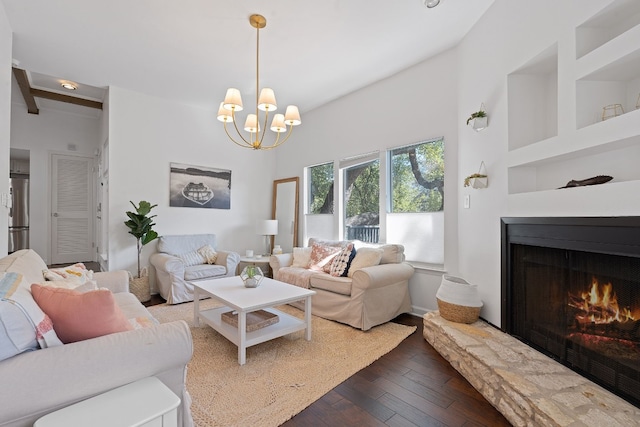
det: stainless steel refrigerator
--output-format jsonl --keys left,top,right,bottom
{"left": 8, "top": 174, "right": 29, "bottom": 253}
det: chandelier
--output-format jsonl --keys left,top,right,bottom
{"left": 216, "top": 14, "right": 301, "bottom": 150}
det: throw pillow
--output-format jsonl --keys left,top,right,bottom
{"left": 330, "top": 243, "right": 357, "bottom": 277}
{"left": 308, "top": 243, "right": 342, "bottom": 272}
{"left": 0, "top": 273, "right": 62, "bottom": 362}
{"left": 43, "top": 263, "right": 94, "bottom": 285}
{"left": 177, "top": 250, "right": 206, "bottom": 266}
{"left": 31, "top": 284, "right": 133, "bottom": 344}
{"left": 347, "top": 247, "right": 384, "bottom": 278}
{"left": 292, "top": 247, "right": 312, "bottom": 268}
{"left": 36, "top": 278, "right": 97, "bottom": 293}
{"left": 197, "top": 245, "right": 218, "bottom": 264}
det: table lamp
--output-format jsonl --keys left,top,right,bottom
{"left": 256, "top": 219, "right": 278, "bottom": 256}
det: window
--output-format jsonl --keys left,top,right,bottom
{"left": 343, "top": 159, "right": 380, "bottom": 242}
{"left": 389, "top": 138, "right": 444, "bottom": 213}
{"left": 308, "top": 162, "right": 334, "bottom": 214}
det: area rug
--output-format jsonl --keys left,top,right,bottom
{"left": 148, "top": 300, "right": 416, "bottom": 427}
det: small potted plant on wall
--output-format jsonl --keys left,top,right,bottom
{"left": 466, "top": 104, "right": 488, "bottom": 131}
{"left": 124, "top": 200, "right": 159, "bottom": 302}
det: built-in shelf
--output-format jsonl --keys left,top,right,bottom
{"left": 507, "top": 0, "right": 640, "bottom": 198}
{"left": 507, "top": 43, "right": 558, "bottom": 151}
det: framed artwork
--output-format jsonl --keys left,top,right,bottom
{"left": 169, "top": 163, "right": 231, "bottom": 209}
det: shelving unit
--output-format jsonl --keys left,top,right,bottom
{"left": 507, "top": 0, "right": 640, "bottom": 196}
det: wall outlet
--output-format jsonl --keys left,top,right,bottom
{"left": 464, "top": 194, "right": 470, "bottom": 209}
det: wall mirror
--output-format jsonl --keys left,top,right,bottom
{"left": 272, "top": 177, "right": 299, "bottom": 254}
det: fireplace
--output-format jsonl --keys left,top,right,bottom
{"left": 501, "top": 217, "right": 640, "bottom": 408}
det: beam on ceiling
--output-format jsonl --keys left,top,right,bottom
{"left": 12, "top": 67, "right": 39, "bottom": 114}
{"left": 30, "top": 88, "right": 103, "bottom": 110}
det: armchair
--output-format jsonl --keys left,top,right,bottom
{"left": 150, "top": 234, "right": 240, "bottom": 304}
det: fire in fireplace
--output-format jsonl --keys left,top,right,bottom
{"left": 501, "top": 217, "right": 640, "bottom": 408}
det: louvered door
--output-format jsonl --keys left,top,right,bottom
{"left": 50, "top": 154, "right": 94, "bottom": 264}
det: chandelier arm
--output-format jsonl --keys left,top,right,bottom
{"left": 224, "top": 121, "right": 253, "bottom": 148}
{"left": 229, "top": 110, "right": 253, "bottom": 146}
{"left": 258, "top": 126, "right": 294, "bottom": 150}
{"left": 258, "top": 109, "right": 270, "bottom": 147}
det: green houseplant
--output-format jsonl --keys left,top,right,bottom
{"left": 124, "top": 200, "right": 159, "bottom": 279}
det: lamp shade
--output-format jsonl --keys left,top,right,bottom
{"left": 258, "top": 88, "right": 277, "bottom": 111}
{"left": 256, "top": 219, "right": 278, "bottom": 236}
{"left": 284, "top": 105, "right": 301, "bottom": 126}
{"left": 217, "top": 102, "right": 233, "bottom": 123}
{"left": 223, "top": 88, "right": 243, "bottom": 111}
{"left": 244, "top": 114, "right": 260, "bottom": 133}
{"left": 270, "top": 114, "right": 286, "bottom": 133}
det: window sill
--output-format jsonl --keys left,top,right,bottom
{"left": 406, "top": 261, "right": 446, "bottom": 273}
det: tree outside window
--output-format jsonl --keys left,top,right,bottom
{"left": 308, "top": 162, "right": 334, "bottom": 214}
{"left": 344, "top": 159, "right": 379, "bottom": 242}
{"left": 390, "top": 138, "right": 444, "bottom": 213}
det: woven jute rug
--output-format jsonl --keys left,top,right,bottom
{"left": 148, "top": 299, "right": 416, "bottom": 427}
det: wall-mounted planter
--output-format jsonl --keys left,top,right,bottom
{"left": 466, "top": 103, "right": 488, "bottom": 132}
{"left": 464, "top": 161, "right": 488, "bottom": 189}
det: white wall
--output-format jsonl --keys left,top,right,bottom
{"left": 107, "top": 87, "right": 276, "bottom": 278}
{"left": 10, "top": 98, "right": 100, "bottom": 263}
{"left": 0, "top": 4, "right": 11, "bottom": 257}
{"left": 457, "top": 0, "right": 640, "bottom": 326}
{"left": 273, "top": 48, "right": 460, "bottom": 315}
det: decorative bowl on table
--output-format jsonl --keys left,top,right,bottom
{"left": 240, "top": 265, "right": 264, "bottom": 288}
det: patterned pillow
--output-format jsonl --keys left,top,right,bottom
{"left": 177, "top": 250, "right": 206, "bottom": 266}
{"left": 43, "top": 263, "right": 94, "bottom": 285}
{"left": 197, "top": 245, "right": 218, "bottom": 264}
{"left": 330, "top": 243, "right": 356, "bottom": 277}
{"left": 308, "top": 243, "right": 342, "bottom": 272}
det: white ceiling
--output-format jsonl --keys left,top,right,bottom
{"left": 3, "top": 0, "right": 494, "bottom": 115}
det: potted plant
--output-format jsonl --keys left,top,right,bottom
{"left": 464, "top": 161, "right": 488, "bottom": 189}
{"left": 124, "top": 200, "right": 159, "bottom": 301}
{"left": 466, "top": 106, "right": 488, "bottom": 131}
{"left": 240, "top": 265, "right": 264, "bottom": 288}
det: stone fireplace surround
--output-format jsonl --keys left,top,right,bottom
{"left": 422, "top": 313, "right": 640, "bottom": 426}
{"left": 422, "top": 217, "right": 640, "bottom": 426}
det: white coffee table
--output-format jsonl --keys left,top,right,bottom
{"left": 193, "top": 276, "right": 315, "bottom": 365}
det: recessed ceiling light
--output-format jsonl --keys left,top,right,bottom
{"left": 425, "top": 0, "right": 440, "bottom": 7}
{"left": 61, "top": 82, "right": 77, "bottom": 90}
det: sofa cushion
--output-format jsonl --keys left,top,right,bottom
{"left": 347, "top": 247, "right": 383, "bottom": 277}
{"left": 0, "top": 249, "right": 49, "bottom": 287}
{"left": 308, "top": 242, "right": 342, "bottom": 272}
{"left": 379, "top": 244, "right": 405, "bottom": 264}
{"left": 157, "top": 234, "right": 217, "bottom": 256}
{"left": 292, "top": 247, "right": 312, "bottom": 268}
{"left": 0, "top": 273, "right": 63, "bottom": 361}
{"left": 31, "top": 284, "right": 134, "bottom": 344}
{"left": 310, "top": 274, "right": 352, "bottom": 296}
{"left": 184, "top": 264, "right": 227, "bottom": 281}
{"left": 330, "top": 243, "right": 356, "bottom": 277}
{"left": 277, "top": 267, "right": 316, "bottom": 289}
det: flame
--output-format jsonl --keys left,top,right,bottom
{"left": 570, "top": 277, "right": 637, "bottom": 325}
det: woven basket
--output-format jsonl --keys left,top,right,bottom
{"left": 130, "top": 275, "right": 150, "bottom": 303}
{"left": 437, "top": 298, "right": 481, "bottom": 324}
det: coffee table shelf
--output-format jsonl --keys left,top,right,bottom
{"left": 198, "top": 306, "right": 308, "bottom": 348}
{"left": 193, "top": 276, "right": 315, "bottom": 365}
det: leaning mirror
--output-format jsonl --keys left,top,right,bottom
{"left": 272, "top": 177, "right": 299, "bottom": 254}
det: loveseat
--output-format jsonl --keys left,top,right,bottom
{"left": 269, "top": 238, "right": 414, "bottom": 331}
{"left": 0, "top": 249, "right": 193, "bottom": 427}
{"left": 150, "top": 234, "right": 240, "bottom": 304}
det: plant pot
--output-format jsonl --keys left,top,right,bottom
{"left": 469, "top": 176, "right": 488, "bottom": 189}
{"left": 130, "top": 275, "right": 151, "bottom": 303}
{"left": 471, "top": 116, "right": 488, "bottom": 131}
{"left": 240, "top": 265, "right": 264, "bottom": 288}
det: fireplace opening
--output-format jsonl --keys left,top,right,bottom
{"left": 502, "top": 217, "right": 640, "bottom": 408}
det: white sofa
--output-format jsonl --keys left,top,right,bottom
{"left": 0, "top": 249, "right": 193, "bottom": 427}
{"left": 270, "top": 238, "right": 414, "bottom": 331}
{"left": 150, "top": 234, "right": 240, "bottom": 304}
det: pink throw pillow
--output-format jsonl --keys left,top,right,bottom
{"left": 308, "top": 242, "right": 342, "bottom": 272}
{"left": 31, "top": 284, "right": 133, "bottom": 344}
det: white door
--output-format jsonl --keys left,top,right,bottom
{"left": 50, "top": 153, "right": 95, "bottom": 264}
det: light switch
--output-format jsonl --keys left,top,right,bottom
{"left": 464, "top": 194, "right": 470, "bottom": 209}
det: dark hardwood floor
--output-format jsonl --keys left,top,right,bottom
{"left": 282, "top": 313, "right": 510, "bottom": 427}
{"left": 142, "top": 293, "right": 509, "bottom": 426}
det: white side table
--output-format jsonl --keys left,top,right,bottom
{"left": 237, "top": 256, "right": 272, "bottom": 278}
{"left": 34, "top": 377, "right": 180, "bottom": 427}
